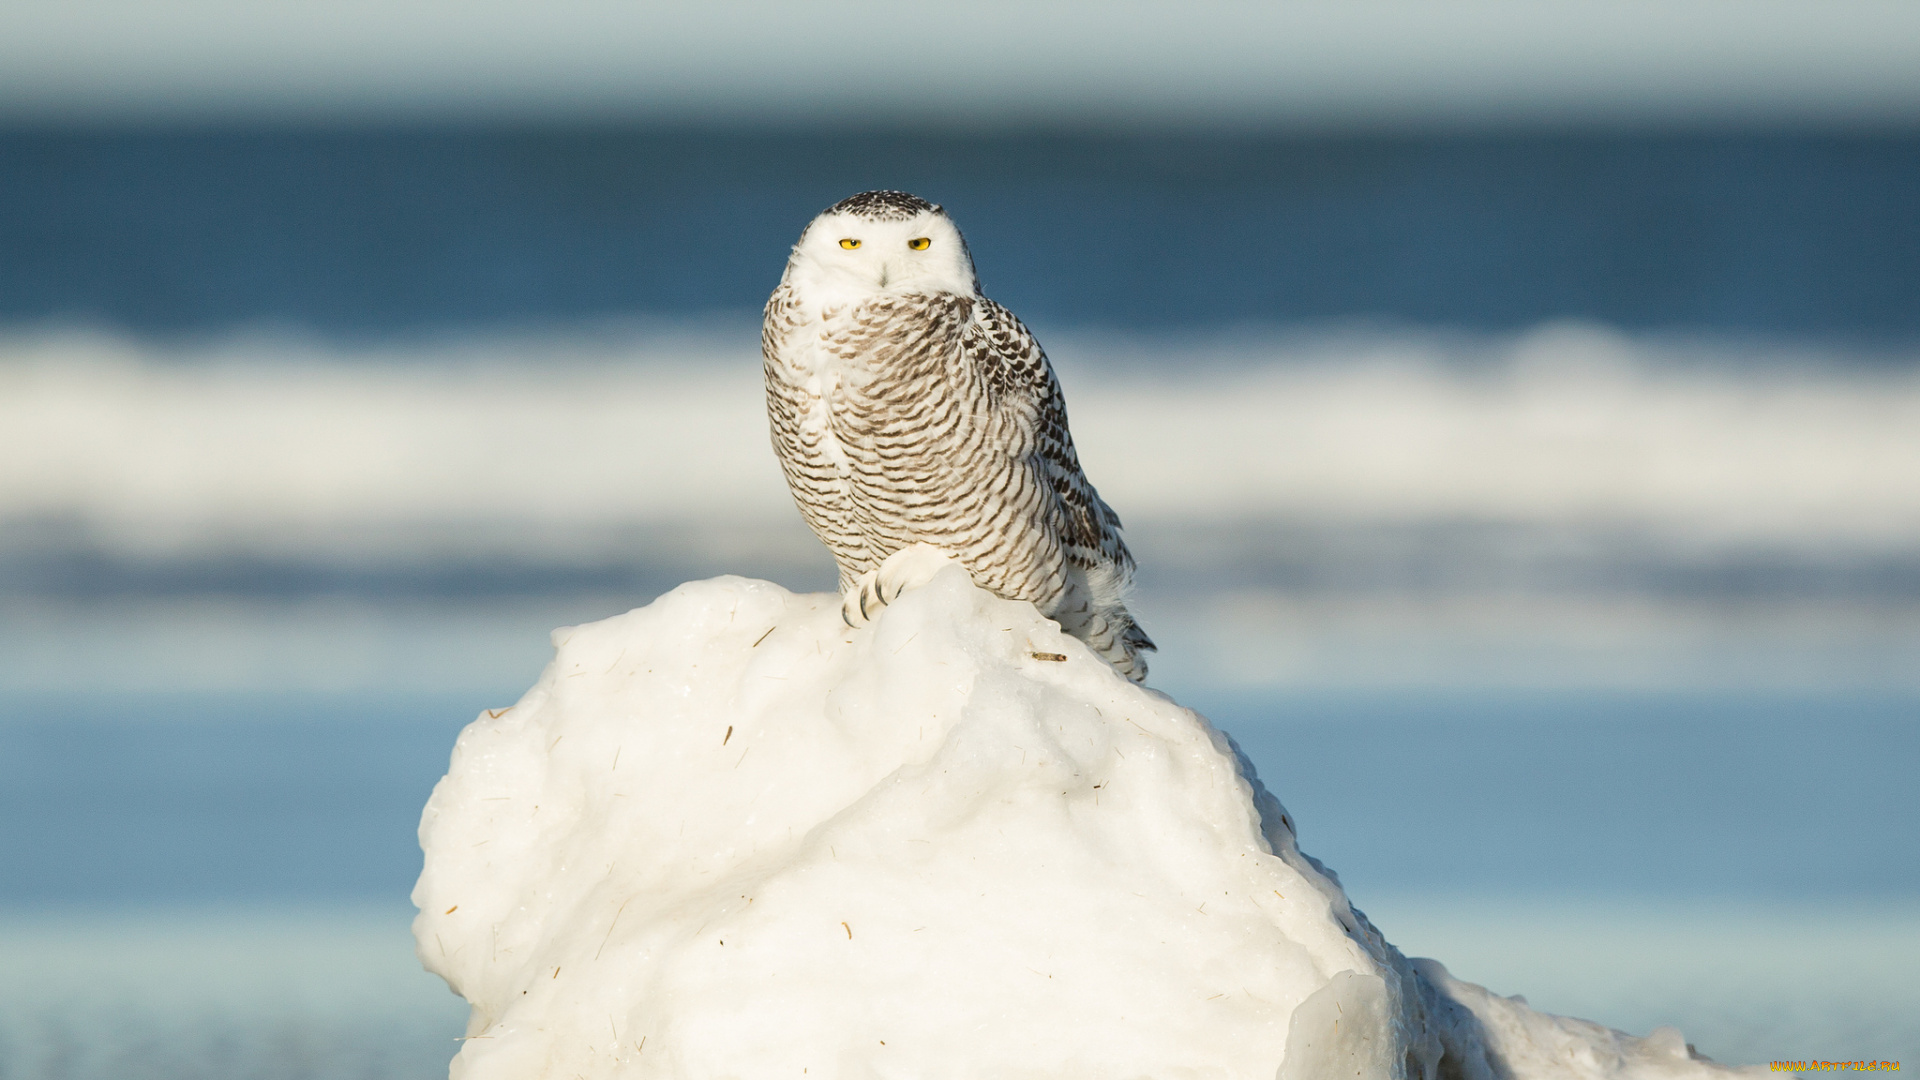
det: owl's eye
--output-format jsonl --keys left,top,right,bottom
{"left": 908, "top": 237, "right": 931, "bottom": 250}
{"left": 839, "top": 238, "right": 861, "bottom": 249}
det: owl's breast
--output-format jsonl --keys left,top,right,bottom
{"left": 781, "top": 298, "right": 957, "bottom": 448}
{"left": 773, "top": 324, "right": 869, "bottom": 468}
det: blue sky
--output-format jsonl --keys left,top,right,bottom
{"left": 3, "top": 0, "right": 1919, "bottom": 124}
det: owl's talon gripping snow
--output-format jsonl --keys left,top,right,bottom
{"left": 765, "top": 191, "right": 1154, "bottom": 681}
{"left": 841, "top": 544, "right": 959, "bottom": 629}
{"left": 842, "top": 570, "right": 879, "bottom": 629}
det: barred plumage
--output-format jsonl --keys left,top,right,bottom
{"left": 763, "top": 190, "right": 1153, "bottom": 681}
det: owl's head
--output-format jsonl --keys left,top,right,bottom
{"left": 784, "top": 191, "right": 979, "bottom": 302}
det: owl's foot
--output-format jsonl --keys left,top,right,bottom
{"left": 841, "top": 544, "right": 959, "bottom": 629}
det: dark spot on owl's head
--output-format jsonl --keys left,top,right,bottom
{"left": 827, "top": 190, "right": 942, "bottom": 221}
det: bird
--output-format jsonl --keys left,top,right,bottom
{"left": 762, "top": 190, "right": 1154, "bottom": 682}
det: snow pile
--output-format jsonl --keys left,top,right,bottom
{"left": 413, "top": 560, "right": 1759, "bottom": 1078}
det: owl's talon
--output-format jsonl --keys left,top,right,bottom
{"left": 839, "top": 545, "right": 958, "bottom": 630}
{"left": 842, "top": 569, "right": 881, "bottom": 628}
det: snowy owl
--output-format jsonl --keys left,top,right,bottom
{"left": 763, "top": 190, "right": 1153, "bottom": 682}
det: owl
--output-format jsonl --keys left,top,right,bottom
{"left": 763, "top": 190, "right": 1153, "bottom": 682}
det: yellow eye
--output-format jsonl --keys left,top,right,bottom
{"left": 839, "top": 238, "right": 861, "bottom": 249}
{"left": 908, "top": 237, "right": 931, "bottom": 250}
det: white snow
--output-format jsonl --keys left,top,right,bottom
{"left": 413, "top": 559, "right": 1760, "bottom": 1078}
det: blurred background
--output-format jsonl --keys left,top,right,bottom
{"left": 1, "top": 1, "right": 1917, "bottom": 1075}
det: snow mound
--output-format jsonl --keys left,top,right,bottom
{"left": 413, "top": 557, "right": 1759, "bottom": 1079}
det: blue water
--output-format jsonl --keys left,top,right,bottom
{"left": 2, "top": 127, "right": 1916, "bottom": 340}
{"left": 1195, "top": 689, "right": 1920, "bottom": 903}
{"left": 3, "top": 688, "right": 1911, "bottom": 910}
{"left": 0, "top": 693, "right": 476, "bottom": 908}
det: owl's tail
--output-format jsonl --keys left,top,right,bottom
{"left": 1058, "top": 560, "right": 1154, "bottom": 683}
{"left": 1115, "top": 615, "right": 1157, "bottom": 684}
{"left": 1071, "top": 606, "right": 1155, "bottom": 684}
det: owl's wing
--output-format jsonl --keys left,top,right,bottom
{"left": 961, "top": 298, "right": 1135, "bottom": 575}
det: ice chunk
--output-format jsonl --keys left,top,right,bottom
{"left": 1276, "top": 970, "right": 1398, "bottom": 1080}
{"left": 413, "top": 566, "right": 1760, "bottom": 1079}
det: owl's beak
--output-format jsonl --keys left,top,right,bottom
{"left": 878, "top": 265, "right": 890, "bottom": 288}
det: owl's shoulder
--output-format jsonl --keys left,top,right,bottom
{"left": 958, "top": 295, "right": 1054, "bottom": 397}
{"left": 966, "top": 296, "right": 1040, "bottom": 353}
{"left": 761, "top": 282, "right": 808, "bottom": 360}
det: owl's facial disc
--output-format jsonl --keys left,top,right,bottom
{"left": 790, "top": 209, "right": 977, "bottom": 302}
